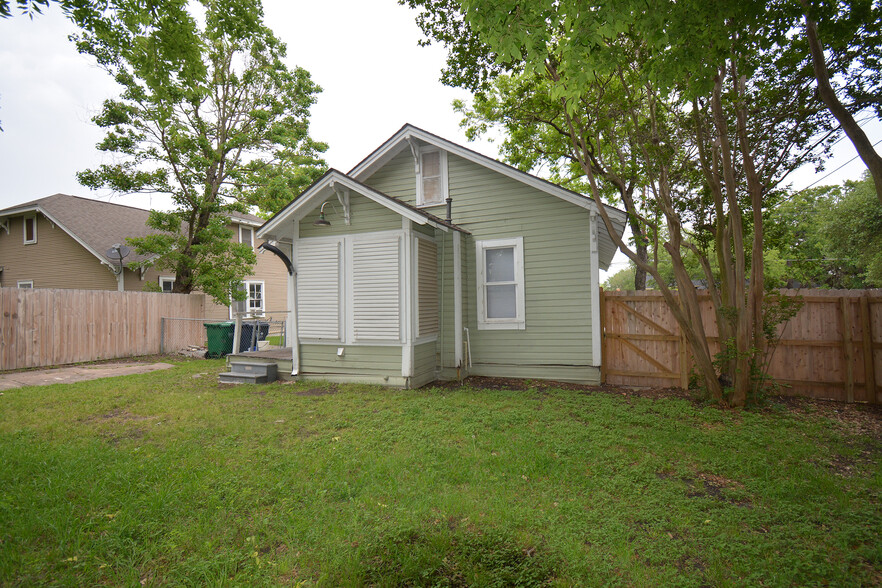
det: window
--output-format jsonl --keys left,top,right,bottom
{"left": 159, "top": 276, "right": 175, "bottom": 293}
{"left": 23, "top": 216, "right": 36, "bottom": 244}
{"left": 240, "top": 226, "right": 254, "bottom": 249}
{"left": 417, "top": 147, "right": 447, "bottom": 206}
{"left": 476, "top": 237, "right": 525, "bottom": 330}
{"left": 17, "top": 280, "right": 33, "bottom": 288}
{"left": 245, "top": 280, "right": 264, "bottom": 315}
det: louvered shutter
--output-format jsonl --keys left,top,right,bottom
{"left": 351, "top": 235, "right": 402, "bottom": 342}
{"left": 417, "top": 238, "right": 439, "bottom": 336}
{"left": 295, "top": 239, "right": 341, "bottom": 340}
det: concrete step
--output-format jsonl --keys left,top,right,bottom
{"left": 218, "top": 371, "right": 271, "bottom": 385}
{"left": 228, "top": 361, "right": 278, "bottom": 380}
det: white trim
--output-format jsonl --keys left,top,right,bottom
{"left": 453, "top": 230, "right": 463, "bottom": 368}
{"left": 402, "top": 218, "right": 414, "bottom": 377}
{"left": 258, "top": 170, "right": 454, "bottom": 242}
{"left": 17, "top": 280, "right": 33, "bottom": 288}
{"left": 349, "top": 126, "right": 628, "bottom": 223}
{"left": 23, "top": 215, "right": 37, "bottom": 244}
{"left": 590, "top": 212, "right": 602, "bottom": 367}
{"left": 416, "top": 147, "right": 448, "bottom": 207}
{"left": 475, "top": 237, "right": 526, "bottom": 330}
{"left": 290, "top": 221, "right": 300, "bottom": 375}
{"left": 159, "top": 275, "right": 175, "bottom": 293}
{"left": 239, "top": 225, "right": 254, "bottom": 250}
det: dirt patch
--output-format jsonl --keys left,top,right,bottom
{"left": 96, "top": 409, "right": 156, "bottom": 422}
{"left": 294, "top": 385, "right": 338, "bottom": 397}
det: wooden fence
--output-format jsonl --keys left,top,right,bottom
{"left": 601, "top": 289, "right": 882, "bottom": 403}
{"left": 0, "top": 288, "right": 206, "bottom": 370}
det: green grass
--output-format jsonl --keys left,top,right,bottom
{"left": 1, "top": 360, "right": 880, "bottom": 586}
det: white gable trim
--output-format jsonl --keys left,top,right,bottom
{"left": 349, "top": 125, "right": 629, "bottom": 225}
{"left": 257, "top": 170, "right": 455, "bottom": 241}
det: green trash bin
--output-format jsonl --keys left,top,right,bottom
{"left": 204, "top": 321, "right": 235, "bottom": 358}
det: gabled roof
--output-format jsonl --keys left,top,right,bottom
{"left": 0, "top": 194, "right": 264, "bottom": 267}
{"left": 348, "top": 123, "right": 629, "bottom": 225}
{"left": 258, "top": 169, "right": 470, "bottom": 241}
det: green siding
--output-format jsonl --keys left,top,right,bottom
{"left": 298, "top": 191, "right": 402, "bottom": 239}
{"left": 365, "top": 151, "right": 598, "bottom": 380}
{"left": 413, "top": 341, "right": 437, "bottom": 387}
{"left": 300, "top": 344, "right": 400, "bottom": 376}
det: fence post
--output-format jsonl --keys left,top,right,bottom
{"left": 860, "top": 295, "right": 876, "bottom": 404}
{"left": 599, "top": 288, "right": 606, "bottom": 383}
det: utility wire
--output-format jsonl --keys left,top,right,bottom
{"left": 803, "top": 136, "right": 882, "bottom": 190}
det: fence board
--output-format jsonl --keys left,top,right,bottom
{"left": 602, "top": 288, "right": 882, "bottom": 403}
{"left": 0, "top": 288, "right": 206, "bottom": 370}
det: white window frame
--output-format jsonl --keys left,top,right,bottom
{"left": 17, "top": 280, "right": 34, "bottom": 288}
{"left": 476, "top": 237, "right": 526, "bottom": 330}
{"left": 239, "top": 225, "right": 254, "bottom": 250}
{"left": 245, "top": 280, "right": 265, "bottom": 316}
{"left": 23, "top": 216, "right": 37, "bottom": 244}
{"left": 416, "top": 147, "right": 448, "bottom": 207}
{"left": 159, "top": 276, "right": 175, "bottom": 293}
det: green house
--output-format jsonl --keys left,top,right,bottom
{"left": 255, "top": 125, "right": 627, "bottom": 387}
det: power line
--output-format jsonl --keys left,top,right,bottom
{"left": 803, "top": 136, "right": 882, "bottom": 190}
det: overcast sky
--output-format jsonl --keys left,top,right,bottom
{"left": 0, "top": 0, "right": 879, "bottom": 278}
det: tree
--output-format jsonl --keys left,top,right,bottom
{"left": 402, "top": 0, "right": 839, "bottom": 406}
{"left": 798, "top": 0, "right": 882, "bottom": 205}
{"left": 72, "top": 0, "right": 327, "bottom": 304}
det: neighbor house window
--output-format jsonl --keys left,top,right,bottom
{"left": 417, "top": 147, "right": 447, "bottom": 206}
{"left": 17, "top": 280, "right": 34, "bottom": 288}
{"left": 23, "top": 216, "right": 36, "bottom": 244}
{"left": 159, "top": 276, "right": 175, "bottom": 293}
{"left": 240, "top": 226, "right": 254, "bottom": 249}
{"left": 476, "top": 237, "right": 525, "bottom": 330}
{"left": 245, "top": 280, "right": 264, "bottom": 315}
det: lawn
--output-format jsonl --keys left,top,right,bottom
{"left": 0, "top": 359, "right": 880, "bottom": 586}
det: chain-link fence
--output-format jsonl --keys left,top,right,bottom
{"left": 160, "top": 311, "right": 289, "bottom": 358}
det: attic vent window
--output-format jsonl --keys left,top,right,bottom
{"left": 417, "top": 148, "right": 447, "bottom": 207}
{"left": 23, "top": 216, "right": 36, "bottom": 244}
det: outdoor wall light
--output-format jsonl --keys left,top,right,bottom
{"left": 313, "top": 201, "right": 332, "bottom": 227}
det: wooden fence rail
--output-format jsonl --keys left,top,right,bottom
{"left": 601, "top": 289, "right": 882, "bottom": 403}
{"left": 0, "top": 288, "right": 205, "bottom": 370}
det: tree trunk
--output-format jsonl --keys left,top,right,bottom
{"left": 803, "top": 9, "right": 882, "bottom": 206}
{"left": 634, "top": 242, "right": 648, "bottom": 290}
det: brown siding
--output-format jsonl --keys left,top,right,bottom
{"left": 0, "top": 213, "right": 118, "bottom": 290}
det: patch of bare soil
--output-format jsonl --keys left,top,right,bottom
{"left": 293, "top": 385, "right": 338, "bottom": 397}
{"left": 430, "top": 376, "right": 695, "bottom": 401}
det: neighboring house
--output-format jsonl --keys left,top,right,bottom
{"left": 0, "top": 194, "right": 288, "bottom": 319}
{"left": 256, "top": 124, "right": 627, "bottom": 387}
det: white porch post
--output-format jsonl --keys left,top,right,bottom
{"left": 402, "top": 218, "right": 414, "bottom": 380}
{"left": 590, "top": 211, "right": 602, "bottom": 367}
{"left": 453, "top": 230, "right": 463, "bottom": 370}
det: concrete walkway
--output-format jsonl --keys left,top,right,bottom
{"left": 0, "top": 362, "right": 175, "bottom": 391}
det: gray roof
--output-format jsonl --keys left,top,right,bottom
{"left": 0, "top": 194, "right": 262, "bottom": 266}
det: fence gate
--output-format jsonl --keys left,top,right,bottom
{"left": 601, "top": 290, "right": 693, "bottom": 389}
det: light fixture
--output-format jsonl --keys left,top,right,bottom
{"left": 313, "top": 201, "right": 332, "bottom": 227}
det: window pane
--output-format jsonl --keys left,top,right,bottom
{"left": 486, "top": 284, "right": 517, "bottom": 318}
{"left": 422, "top": 177, "right": 442, "bottom": 203}
{"left": 241, "top": 227, "right": 253, "bottom": 247}
{"left": 24, "top": 218, "right": 35, "bottom": 242}
{"left": 485, "top": 247, "right": 514, "bottom": 283}
{"left": 248, "top": 283, "right": 263, "bottom": 309}
{"left": 421, "top": 151, "right": 440, "bottom": 177}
